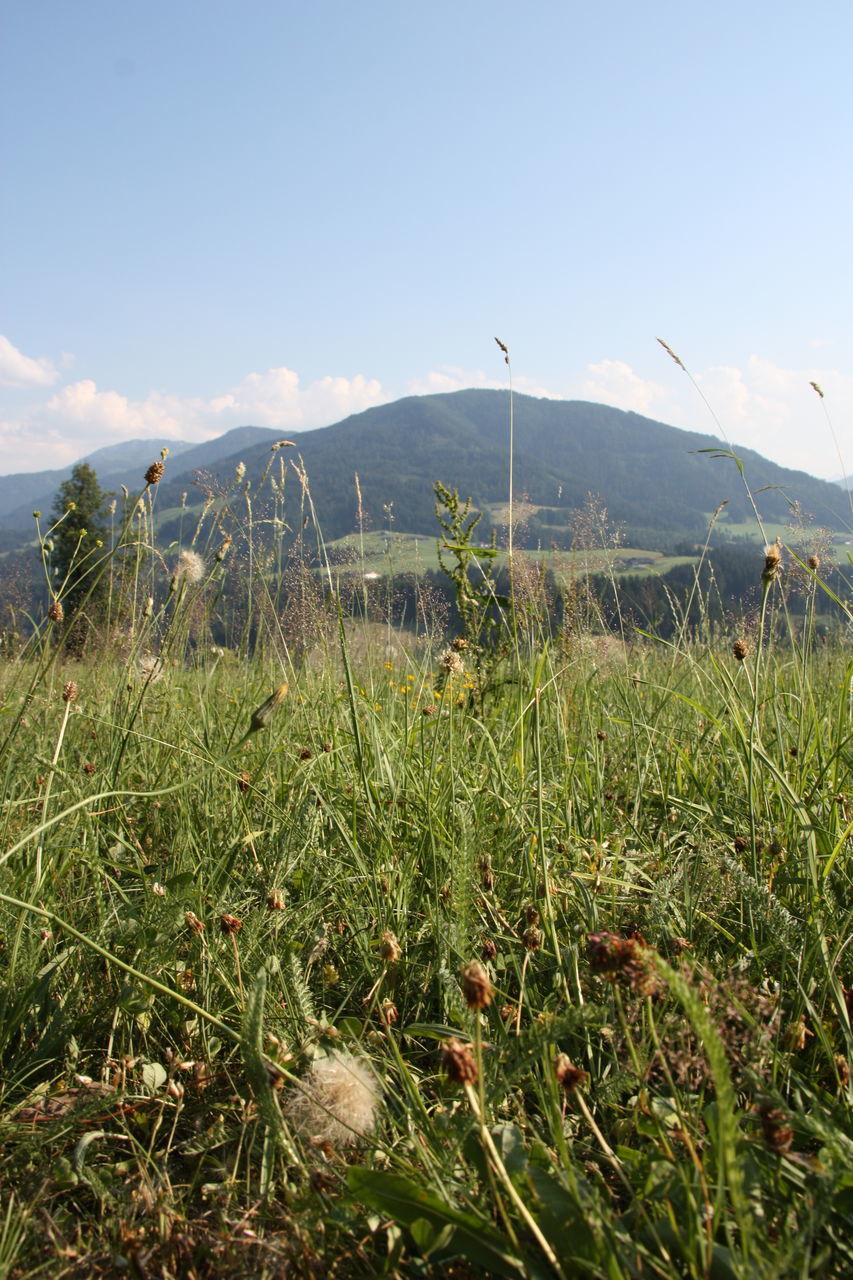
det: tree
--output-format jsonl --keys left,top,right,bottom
{"left": 50, "top": 463, "right": 110, "bottom": 651}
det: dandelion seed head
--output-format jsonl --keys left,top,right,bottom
{"left": 173, "top": 549, "right": 205, "bottom": 586}
{"left": 285, "top": 1051, "right": 379, "bottom": 1148}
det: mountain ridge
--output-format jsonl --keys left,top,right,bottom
{"left": 2, "top": 391, "right": 849, "bottom": 548}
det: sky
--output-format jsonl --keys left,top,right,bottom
{"left": 2, "top": 0, "right": 852, "bottom": 481}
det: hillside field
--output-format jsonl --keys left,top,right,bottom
{"left": 0, "top": 525, "right": 850, "bottom": 1278}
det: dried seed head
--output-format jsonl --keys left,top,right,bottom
{"left": 525, "top": 906, "right": 541, "bottom": 927}
{"left": 451, "top": 636, "right": 468, "bottom": 652}
{"left": 441, "top": 1037, "right": 478, "bottom": 1085}
{"left": 285, "top": 1051, "right": 379, "bottom": 1148}
{"left": 172, "top": 549, "right": 205, "bottom": 587}
{"left": 219, "top": 913, "right": 242, "bottom": 935}
{"left": 439, "top": 648, "right": 464, "bottom": 676}
{"left": 759, "top": 1102, "right": 793, "bottom": 1154}
{"left": 732, "top": 639, "right": 749, "bottom": 661}
{"left": 62, "top": 680, "right": 78, "bottom": 703}
{"left": 460, "top": 960, "right": 493, "bottom": 1011}
{"left": 762, "top": 540, "right": 783, "bottom": 584}
{"left": 48, "top": 600, "right": 64, "bottom": 624}
{"left": 481, "top": 938, "right": 498, "bottom": 961}
{"left": 379, "top": 931, "right": 401, "bottom": 964}
{"left": 267, "top": 889, "right": 286, "bottom": 910}
{"left": 586, "top": 931, "right": 659, "bottom": 996}
{"left": 554, "top": 1053, "right": 590, "bottom": 1093}
{"left": 522, "top": 926, "right": 542, "bottom": 951}
{"left": 379, "top": 998, "right": 398, "bottom": 1024}
{"left": 216, "top": 534, "right": 232, "bottom": 563}
{"left": 808, "top": 554, "right": 820, "bottom": 571}
{"left": 145, "top": 460, "right": 165, "bottom": 486}
{"left": 185, "top": 911, "right": 205, "bottom": 934}
{"left": 422, "top": 703, "right": 436, "bottom": 716}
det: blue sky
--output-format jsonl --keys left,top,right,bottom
{"left": 2, "top": 0, "right": 851, "bottom": 481}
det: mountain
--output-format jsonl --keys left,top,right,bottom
{"left": 0, "top": 427, "right": 280, "bottom": 534}
{"left": 153, "top": 391, "right": 851, "bottom": 548}
{"left": 2, "top": 393, "right": 849, "bottom": 549}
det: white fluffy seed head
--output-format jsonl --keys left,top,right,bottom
{"left": 173, "top": 549, "right": 205, "bottom": 586}
{"left": 284, "top": 1051, "right": 379, "bottom": 1148}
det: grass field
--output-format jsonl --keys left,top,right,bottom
{"left": 0, "top": 463, "right": 851, "bottom": 1279}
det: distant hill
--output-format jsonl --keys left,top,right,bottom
{"left": 2, "top": 393, "right": 850, "bottom": 551}
{"left": 0, "top": 427, "right": 279, "bottom": 535}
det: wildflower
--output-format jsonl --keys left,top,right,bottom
{"left": 554, "top": 1053, "right": 589, "bottom": 1093}
{"left": 62, "top": 680, "right": 78, "bottom": 703}
{"left": 219, "top": 913, "right": 243, "bottom": 935}
{"left": 284, "top": 1051, "right": 379, "bottom": 1148}
{"left": 460, "top": 960, "right": 493, "bottom": 1011}
{"left": 379, "top": 931, "right": 401, "bottom": 964}
{"left": 145, "top": 460, "right": 165, "bottom": 486}
{"left": 172, "top": 549, "right": 205, "bottom": 588}
{"left": 247, "top": 683, "right": 289, "bottom": 734}
{"left": 48, "top": 600, "right": 64, "bottom": 624}
{"left": 152, "top": 882, "right": 166, "bottom": 897}
{"left": 441, "top": 1037, "right": 478, "bottom": 1085}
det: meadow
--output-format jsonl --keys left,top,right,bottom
{"left": 0, "top": 452, "right": 850, "bottom": 1280}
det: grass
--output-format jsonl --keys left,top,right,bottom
{"left": 0, "top": 450, "right": 850, "bottom": 1279}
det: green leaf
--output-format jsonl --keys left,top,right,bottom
{"left": 347, "top": 1167, "right": 539, "bottom": 1279}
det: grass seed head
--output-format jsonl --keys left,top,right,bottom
{"left": 248, "top": 683, "right": 289, "bottom": 734}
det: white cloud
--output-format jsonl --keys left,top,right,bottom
{"left": 407, "top": 364, "right": 557, "bottom": 399}
{"left": 579, "top": 353, "right": 851, "bottom": 480}
{"left": 1, "top": 350, "right": 849, "bottom": 482}
{"left": 580, "top": 359, "right": 670, "bottom": 417}
{"left": 0, "top": 335, "right": 59, "bottom": 388}
{"left": 1, "top": 365, "right": 391, "bottom": 473}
